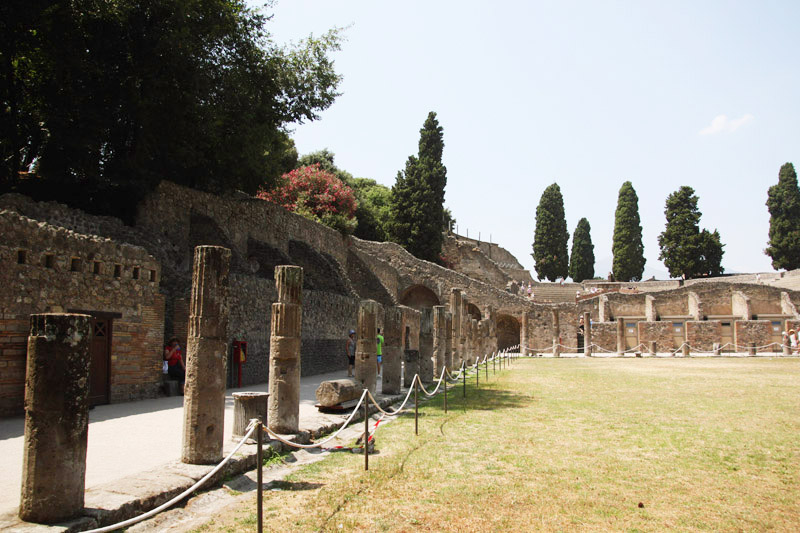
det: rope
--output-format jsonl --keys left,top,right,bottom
{"left": 264, "top": 389, "right": 368, "bottom": 449}
{"left": 84, "top": 420, "right": 259, "bottom": 533}
{"left": 417, "top": 367, "right": 448, "bottom": 397}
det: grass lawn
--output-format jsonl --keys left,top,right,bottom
{"left": 196, "top": 358, "right": 800, "bottom": 532}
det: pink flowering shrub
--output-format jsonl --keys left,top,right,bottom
{"left": 257, "top": 164, "right": 358, "bottom": 233}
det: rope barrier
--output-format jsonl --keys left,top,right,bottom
{"left": 84, "top": 420, "right": 259, "bottom": 533}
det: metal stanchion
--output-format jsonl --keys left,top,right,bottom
{"left": 476, "top": 361, "right": 479, "bottom": 388}
{"left": 485, "top": 357, "right": 488, "bottom": 381}
{"left": 256, "top": 421, "right": 263, "bottom": 533}
{"left": 493, "top": 353, "right": 496, "bottom": 375}
{"left": 463, "top": 365, "right": 466, "bottom": 398}
{"left": 364, "top": 396, "right": 369, "bottom": 470}
{"left": 414, "top": 377, "right": 419, "bottom": 436}
{"left": 443, "top": 375, "right": 448, "bottom": 413}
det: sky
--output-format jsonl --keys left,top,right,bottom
{"left": 254, "top": 0, "right": 800, "bottom": 279}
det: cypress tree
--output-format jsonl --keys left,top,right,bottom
{"left": 569, "top": 218, "right": 595, "bottom": 282}
{"left": 658, "top": 186, "right": 724, "bottom": 278}
{"left": 766, "top": 162, "right": 800, "bottom": 270}
{"left": 532, "top": 183, "right": 569, "bottom": 281}
{"left": 612, "top": 181, "right": 646, "bottom": 281}
{"left": 389, "top": 112, "right": 447, "bottom": 262}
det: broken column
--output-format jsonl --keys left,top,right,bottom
{"left": 182, "top": 245, "right": 231, "bottom": 464}
{"left": 19, "top": 313, "right": 92, "bottom": 523}
{"left": 462, "top": 298, "right": 471, "bottom": 364}
{"left": 267, "top": 265, "right": 303, "bottom": 435}
{"left": 355, "top": 300, "right": 380, "bottom": 394}
{"left": 616, "top": 317, "right": 625, "bottom": 354}
{"left": 382, "top": 306, "right": 403, "bottom": 394}
{"left": 450, "top": 289, "right": 463, "bottom": 368}
{"left": 403, "top": 307, "right": 421, "bottom": 388}
{"left": 432, "top": 306, "right": 447, "bottom": 377}
{"left": 552, "top": 308, "right": 560, "bottom": 357}
{"left": 470, "top": 318, "right": 479, "bottom": 363}
{"left": 583, "top": 311, "right": 592, "bottom": 356}
{"left": 521, "top": 311, "right": 530, "bottom": 355}
{"left": 419, "top": 308, "right": 434, "bottom": 383}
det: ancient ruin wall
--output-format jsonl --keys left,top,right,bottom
{"left": 637, "top": 322, "right": 677, "bottom": 352}
{"left": 0, "top": 210, "right": 164, "bottom": 415}
{"left": 686, "top": 321, "right": 722, "bottom": 351}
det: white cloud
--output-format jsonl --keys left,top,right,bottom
{"left": 699, "top": 113, "right": 754, "bottom": 135}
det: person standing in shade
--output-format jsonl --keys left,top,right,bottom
{"left": 376, "top": 327, "right": 384, "bottom": 376}
{"left": 345, "top": 329, "right": 356, "bottom": 377}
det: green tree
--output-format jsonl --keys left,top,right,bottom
{"left": 389, "top": 112, "right": 448, "bottom": 262}
{"left": 765, "top": 162, "right": 800, "bottom": 270}
{"left": 569, "top": 218, "right": 595, "bottom": 282}
{"left": 612, "top": 181, "right": 646, "bottom": 281}
{"left": 532, "top": 183, "right": 569, "bottom": 281}
{"left": 658, "top": 186, "right": 724, "bottom": 278}
{"left": 1, "top": 0, "right": 341, "bottom": 219}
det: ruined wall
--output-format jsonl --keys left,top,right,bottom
{"left": 637, "top": 322, "right": 676, "bottom": 352}
{"left": 591, "top": 323, "right": 618, "bottom": 352}
{"left": 734, "top": 320, "right": 771, "bottom": 351}
{"left": 0, "top": 210, "right": 164, "bottom": 415}
{"left": 686, "top": 321, "right": 722, "bottom": 351}
{"left": 651, "top": 291, "right": 690, "bottom": 318}
{"left": 441, "top": 236, "right": 512, "bottom": 288}
{"left": 604, "top": 292, "right": 648, "bottom": 319}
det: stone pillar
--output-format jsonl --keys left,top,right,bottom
{"left": 419, "top": 308, "right": 434, "bottom": 383}
{"left": 552, "top": 308, "right": 560, "bottom": 357}
{"left": 403, "top": 307, "right": 421, "bottom": 388}
{"left": 450, "top": 289, "right": 463, "bottom": 368}
{"left": 521, "top": 312, "right": 529, "bottom": 355}
{"left": 267, "top": 265, "right": 303, "bottom": 435}
{"left": 472, "top": 318, "right": 479, "bottom": 362}
{"left": 355, "top": 300, "right": 380, "bottom": 394}
{"left": 748, "top": 342, "right": 756, "bottom": 356}
{"left": 182, "top": 246, "right": 231, "bottom": 464}
{"left": 461, "top": 296, "right": 469, "bottom": 364}
{"left": 583, "top": 312, "right": 592, "bottom": 356}
{"left": 649, "top": 340, "right": 657, "bottom": 355}
{"left": 444, "top": 311, "right": 453, "bottom": 371}
{"left": 382, "top": 306, "right": 403, "bottom": 394}
{"left": 20, "top": 314, "right": 92, "bottom": 523}
{"left": 432, "top": 306, "right": 447, "bottom": 377}
{"left": 616, "top": 317, "right": 625, "bottom": 354}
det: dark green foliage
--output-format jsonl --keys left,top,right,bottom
{"left": 297, "top": 150, "right": 391, "bottom": 241}
{"left": 1, "top": 0, "right": 340, "bottom": 219}
{"left": 569, "top": 218, "right": 595, "bottom": 282}
{"left": 389, "top": 112, "right": 448, "bottom": 263}
{"left": 612, "top": 181, "right": 646, "bottom": 282}
{"left": 532, "top": 183, "right": 569, "bottom": 281}
{"left": 658, "top": 186, "right": 724, "bottom": 278}
{"left": 765, "top": 162, "right": 800, "bottom": 270}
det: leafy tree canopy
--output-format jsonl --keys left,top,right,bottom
{"left": 612, "top": 181, "right": 646, "bottom": 281}
{"left": 532, "top": 183, "right": 569, "bottom": 281}
{"left": 657, "top": 186, "right": 724, "bottom": 279}
{"left": 569, "top": 218, "right": 595, "bottom": 283}
{"left": 765, "top": 162, "right": 800, "bottom": 270}
{"left": 0, "top": 0, "right": 341, "bottom": 220}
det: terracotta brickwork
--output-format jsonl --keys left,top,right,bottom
{"left": 734, "top": 320, "right": 771, "bottom": 351}
{"left": 637, "top": 322, "right": 676, "bottom": 352}
{"left": 591, "top": 322, "right": 618, "bottom": 352}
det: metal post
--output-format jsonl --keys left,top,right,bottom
{"left": 476, "top": 361, "right": 479, "bottom": 388}
{"left": 256, "top": 422, "right": 263, "bottom": 533}
{"left": 414, "top": 378, "right": 419, "bottom": 436}
{"left": 443, "top": 375, "right": 448, "bottom": 413}
{"left": 364, "top": 396, "right": 369, "bottom": 470}
{"left": 493, "top": 353, "right": 496, "bottom": 374}
{"left": 485, "top": 357, "right": 488, "bottom": 381}
{"left": 463, "top": 364, "right": 466, "bottom": 398}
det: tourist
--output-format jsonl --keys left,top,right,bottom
{"left": 789, "top": 329, "right": 799, "bottom": 354}
{"left": 376, "top": 327, "right": 384, "bottom": 376}
{"left": 346, "top": 329, "right": 356, "bottom": 377}
{"left": 163, "top": 338, "right": 185, "bottom": 392}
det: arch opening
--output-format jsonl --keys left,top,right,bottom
{"left": 399, "top": 284, "right": 440, "bottom": 309}
{"left": 496, "top": 314, "right": 520, "bottom": 351}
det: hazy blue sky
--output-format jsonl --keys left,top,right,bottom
{"left": 256, "top": 0, "right": 800, "bottom": 279}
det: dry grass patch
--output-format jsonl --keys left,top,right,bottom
{"left": 195, "top": 358, "right": 800, "bottom": 532}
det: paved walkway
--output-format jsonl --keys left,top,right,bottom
{"left": 0, "top": 369, "right": 387, "bottom": 516}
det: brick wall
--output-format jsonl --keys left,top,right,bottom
{"left": 686, "top": 321, "right": 722, "bottom": 351}
{"left": 637, "top": 321, "right": 676, "bottom": 352}
{"left": 734, "top": 320, "right": 771, "bottom": 352}
{"left": 591, "top": 322, "right": 618, "bottom": 352}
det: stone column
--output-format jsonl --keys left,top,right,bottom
{"left": 432, "top": 306, "right": 447, "bottom": 377}
{"left": 471, "top": 318, "right": 479, "bottom": 363}
{"left": 461, "top": 296, "right": 469, "bottom": 364}
{"left": 403, "top": 307, "right": 421, "bottom": 388}
{"left": 355, "top": 300, "right": 380, "bottom": 394}
{"left": 444, "top": 311, "right": 453, "bottom": 371}
{"left": 583, "top": 312, "right": 592, "bottom": 356}
{"left": 450, "top": 289, "right": 463, "bottom": 368}
{"left": 616, "top": 317, "right": 625, "bottom": 354}
{"left": 382, "top": 306, "right": 403, "bottom": 394}
{"left": 267, "top": 265, "right": 303, "bottom": 434}
{"left": 419, "top": 308, "right": 434, "bottom": 383}
{"left": 20, "top": 313, "right": 92, "bottom": 523}
{"left": 521, "top": 312, "right": 529, "bottom": 355}
{"left": 649, "top": 340, "right": 657, "bottom": 355}
{"left": 182, "top": 246, "right": 231, "bottom": 464}
{"left": 551, "top": 308, "right": 560, "bottom": 357}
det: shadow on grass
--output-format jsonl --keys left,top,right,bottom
{"left": 428, "top": 386, "right": 534, "bottom": 412}
{"left": 265, "top": 480, "right": 325, "bottom": 491}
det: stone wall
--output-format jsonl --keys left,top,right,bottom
{"left": 686, "top": 321, "right": 722, "bottom": 351}
{"left": 734, "top": 320, "right": 771, "bottom": 351}
{"left": 0, "top": 209, "right": 164, "bottom": 415}
{"left": 591, "top": 322, "right": 618, "bottom": 352}
{"left": 441, "top": 235, "right": 512, "bottom": 288}
{"left": 637, "top": 321, "right": 676, "bottom": 352}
